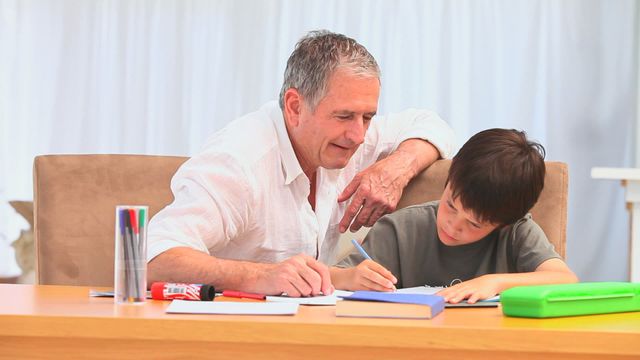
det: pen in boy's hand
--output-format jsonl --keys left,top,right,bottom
{"left": 351, "top": 238, "right": 372, "bottom": 260}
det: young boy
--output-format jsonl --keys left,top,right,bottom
{"left": 331, "top": 128, "right": 578, "bottom": 304}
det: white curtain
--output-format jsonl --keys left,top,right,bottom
{"left": 0, "top": 0, "right": 637, "bottom": 281}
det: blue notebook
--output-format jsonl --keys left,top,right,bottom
{"left": 337, "top": 291, "right": 445, "bottom": 319}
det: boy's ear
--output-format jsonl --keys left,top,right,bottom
{"left": 283, "top": 88, "right": 302, "bottom": 127}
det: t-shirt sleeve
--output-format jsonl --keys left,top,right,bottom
{"left": 510, "top": 216, "right": 562, "bottom": 272}
{"left": 146, "top": 151, "right": 254, "bottom": 262}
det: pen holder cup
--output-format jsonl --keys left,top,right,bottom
{"left": 114, "top": 205, "right": 148, "bottom": 304}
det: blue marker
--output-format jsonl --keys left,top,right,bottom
{"left": 351, "top": 239, "right": 372, "bottom": 260}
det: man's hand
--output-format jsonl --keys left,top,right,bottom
{"left": 252, "top": 254, "right": 333, "bottom": 297}
{"left": 436, "top": 275, "right": 502, "bottom": 304}
{"left": 330, "top": 260, "right": 397, "bottom": 291}
{"left": 338, "top": 139, "right": 440, "bottom": 233}
{"left": 338, "top": 151, "right": 414, "bottom": 232}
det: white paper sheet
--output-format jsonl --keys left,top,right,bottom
{"left": 396, "top": 286, "right": 444, "bottom": 295}
{"left": 165, "top": 300, "right": 299, "bottom": 315}
{"left": 266, "top": 290, "right": 353, "bottom": 305}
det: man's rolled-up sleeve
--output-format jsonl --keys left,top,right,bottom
{"left": 361, "top": 109, "right": 456, "bottom": 165}
{"left": 146, "top": 152, "right": 254, "bottom": 262}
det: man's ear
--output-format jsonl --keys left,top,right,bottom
{"left": 283, "top": 88, "right": 302, "bottom": 127}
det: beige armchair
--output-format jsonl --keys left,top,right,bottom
{"left": 33, "top": 155, "right": 188, "bottom": 286}
{"left": 33, "top": 155, "right": 567, "bottom": 286}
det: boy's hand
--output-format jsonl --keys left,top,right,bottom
{"left": 436, "top": 275, "right": 501, "bottom": 304}
{"left": 343, "top": 260, "right": 398, "bottom": 291}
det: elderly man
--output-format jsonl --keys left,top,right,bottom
{"left": 147, "top": 30, "right": 454, "bottom": 297}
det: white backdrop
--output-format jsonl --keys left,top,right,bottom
{"left": 0, "top": 0, "right": 637, "bottom": 281}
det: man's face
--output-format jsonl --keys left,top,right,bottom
{"left": 289, "top": 68, "right": 380, "bottom": 172}
{"left": 436, "top": 184, "right": 499, "bottom": 246}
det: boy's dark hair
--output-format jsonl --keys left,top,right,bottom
{"left": 447, "top": 128, "right": 546, "bottom": 226}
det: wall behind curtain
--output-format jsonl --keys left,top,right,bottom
{"left": 0, "top": 0, "right": 637, "bottom": 281}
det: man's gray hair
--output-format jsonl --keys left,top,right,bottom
{"left": 278, "top": 30, "right": 381, "bottom": 111}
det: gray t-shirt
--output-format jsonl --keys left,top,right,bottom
{"left": 337, "top": 201, "right": 560, "bottom": 288}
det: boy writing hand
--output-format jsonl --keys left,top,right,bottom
{"left": 331, "top": 128, "right": 578, "bottom": 302}
{"left": 332, "top": 259, "right": 397, "bottom": 292}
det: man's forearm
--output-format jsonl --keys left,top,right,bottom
{"left": 391, "top": 138, "right": 441, "bottom": 183}
{"left": 147, "top": 246, "right": 266, "bottom": 291}
{"left": 147, "top": 247, "right": 334, "bottom": 296}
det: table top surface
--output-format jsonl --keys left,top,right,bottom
{"left": 1, "top": 283, "right": 639, "bottom": 332}
{"left": 2, "top": 284, "right": 640, "bottom": 359}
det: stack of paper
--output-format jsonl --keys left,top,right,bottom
{"left": 165, "top": 300, "right": 299, "bottom": 315}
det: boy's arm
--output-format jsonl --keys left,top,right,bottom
{"left": 438, "top": 258, "right": 578, "bottom": 304}
{"left": 330, "top": 260, "right": 397, "bottom": 291}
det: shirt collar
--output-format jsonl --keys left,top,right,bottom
{"left": 271, "top": 104, "right": 306, "bottom": 185}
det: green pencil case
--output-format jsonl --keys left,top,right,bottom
{"left": 501, "top": 282, "right": 640, "bottom": 318}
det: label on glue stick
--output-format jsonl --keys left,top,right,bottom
{"left": 151, "top": 282, "right": 215, "bottom": 301}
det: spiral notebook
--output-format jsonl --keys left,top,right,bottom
{"left": 396, "top": 286, "right": 500, "bottom": 307}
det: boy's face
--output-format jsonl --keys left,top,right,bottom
{"left": 436, "top": 184, "right": 500, "bottom": 246}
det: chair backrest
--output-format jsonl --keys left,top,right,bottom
{"left": 33, "top": 154, "right": 188, "bottom": 286}
{"left": 34, "top": 156, "right": 568, "bottom": 286}
{"left": 397, "top": 160, "right": 568, "bottom": 258}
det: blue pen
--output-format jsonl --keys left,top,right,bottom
{"left": 351, "top": 239, "right": 372, "bottom": 260}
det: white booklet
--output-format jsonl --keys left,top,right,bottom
{"left": 396, "top": 286, "right": 444, "bottom": 295}
{"left": 165, "top": 300, "right": 299, "bottom": 315}
{"left": 265, "top": 289, "right": 354, "bottom": 306}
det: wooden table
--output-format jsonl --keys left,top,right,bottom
{"left": 0, "top": 284, "right": 639, "bottom": 359}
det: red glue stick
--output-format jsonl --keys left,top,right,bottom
{"left": 151, "top": 282, "right": 216, "bottom": 301}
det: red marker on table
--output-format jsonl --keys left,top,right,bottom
{"left": 222, "top": 290, "right": 266, "bottom": 300}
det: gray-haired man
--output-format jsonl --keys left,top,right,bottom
{"left": 147, "top": 30, "right": 455, "bottom": 297}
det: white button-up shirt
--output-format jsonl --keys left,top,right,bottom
{"left": 147, "top": 101, "right": 454, "bottom": 265}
